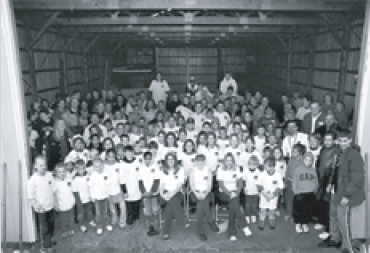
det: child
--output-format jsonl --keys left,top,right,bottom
{"left": 217, "top": 126, "right": 229, "bottom": 152}
{"left": 185, "top": 117, "right": 198, "bottom": 142}
{"left": 307, "top": 133, "right": 322, "bottom": 166}
{"left": 100, "top": 137, "right": 115, "bottom": 160}
{"left": 223, "top": 133, "right": 243, "bottom": 167}
{"left": 177, "top": 128, "right": 187, "bottom": 149}
{"left": 138, "top": 151, "right": 161, "bottom": 236}
{"left": 189, "top": 154, "right": 219, "bottom": 241}
{"left": 119, "top": 145, "right": 142, "bottom": 228}
{"left": 273, "top": 147, "right": 287, "bottom": 216}
{"left": 292, "top": 152, "right": 318, "bottom": 234}
{"left": 196, "top": 131, "right": 208, "bottom": 154}
{"left": 284, "top": 143, "right": 306, "bottom": 221}
{"left": 64, "top": 136, "right": 90, "bottom": 164}
{"left": 213, "top": 101, "right": 230, "bottom": 127}
{"left": 262, "top": 146, "right": 273, "bottom": 161}
{"left": 104, "top": 149, "right": 126, "bottom": 229}
{"left": 53, "top": 163, "right": 76, "bottom": 238}
{"left": 205, "top": 132, "right": 221, "bottom": 173}
{"left": 164, "top": 114, "right": 179, "bottom": 135}
{"left": 178, "top": 139, "right": 197, "bottom": 178}
{"left": 256, "top": 157, "right": 284, "bottom": 230}
{"left": 89, "top": 157, "right": 113, "bottom": 235}
{"left": 27, "top": 156, "right": 55, "bottom": 251}
{"left": 129, "top": 124, "right": 141, "bottom": 145}
{"left": 254, "top": 125, "right": 266, "bottom": 156}
{"left": 192, "top": 102, "right": 206, "bottom": 131}
{"left": 242, "top": 155, "right": 261, "bottom": 224}
{"left": 72, "top": 159, "right": 95, "bottom": 233}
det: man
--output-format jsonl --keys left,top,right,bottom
{"left": 185, "top": 75, "right": 199, "bottom": 96}
{"left": 301, "top": 101, "right": 326, "bottom": 135}
{"left": 148, "top": 72, "right": 170, "bottom": 105}
{"left": 315, "top": 113, "right": 341, "bottom": 138}
{"left": 82, "top": 112, "right": 108, "bottom": 145}
{"left": 219, "top": 72, "right": 238, "bottom": 96}
{"left": 282, "top": 120, "right": 309, "bottom": 158}
{"left": 318, "top": 129, "right": 365, "bottom": 253}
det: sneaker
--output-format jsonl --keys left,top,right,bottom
{"left": 147, "top": 225, "right": 160, "bottom": 237}
{"left": 302, "top": 224, "right": 309, "bottom": 233}
{"left": 269, "top": 219, "right": 276, "bottom": 229}
{"left": 208, "top": 221, "right": 219, "bottom": 232}
{"left": 40, "top": 247, "right": 53, "bottom": 253}
{"left": 284, "top": 215, "right": 291, "bottom": 221}
{"left": 89, "top": 220, "right": 97, "bottom": 227}
{"left": 245, "top": 216, "right": 250, "bottom": 224}
{"left": 295, "top": 224, "right": 303, "bottom": 234}
{"left": 251, "top": 216, "right": 257, "bottom": 223}
{"left": 318, "top": 231, "right": 330, "bottom": 240}
{"left": 119, "top": 222, "right": 126, "bottom": 230}
{"left": 80, "top": 225, "right": 87, "bottom": 233}
{"left": 229, "top": 235, "right": 237, "bottom": 242}
{"left": 162, "top": 234, "right": 170, "bottom": 240}
{"left": 314, "top": 224, "right": 324, "bottom": 230}
{"left": 106, "top": 224, "right": 113, "bottom": 231}
{"left": 275, "top": 210, "right": 281, "bottom": 217}
{"left": 258, "top": 220, "right": 265, "bottom": 231}
{"left": 96, "top": 228, "right": 103, "bottom": 235}
{"left": 68, "top": 230, "right": 75, "bottom": 236}
{"left": 243, "top": 226, "right": 252, "bottom": 237}
{"left": 199, "top": 233, "right": 207, "bottom": 241}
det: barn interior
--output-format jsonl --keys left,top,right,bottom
{"left": 1, "top": 0, "right": 370, "bottom": 252}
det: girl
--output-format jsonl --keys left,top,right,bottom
{"left": 216, "top": 153, "right": 252, "bottom": 241}
{"left": 159, "top": 153, "right": 188, "bottom": 240}
{"left": 159, "top": 132, "right": 178, "bottom": 161}
{"left": 143, "top": 99, "right": 157, "bottom": 122}
{"left": 47, "top": 119, "right": 70, "bottom": 171}
{"left": 178, "top": 139, "right": 197, "bottom": 178}
{"left": 254, "top": 125, "right": 266, "bottom": 156}
{"left": 273, "top": 147, "right": 287, "bottom": 216}
{"left": 27, "top": 156, "right": 55, "bottom": 251}
{"left": 53, "top": 163, "right": 76, "bottom": 238}
{"left": 217, "top": 126, "right": 229, "bottom": 152}
{"left": 223, "top": 134, "right": 243, "bottom": 167}
{"left": 88, "top": 134, "right": 102, "bottom": 160}
{"left": 205, "top": 132, "right": 221, "bottom": 173}
{"left": 177, "top": 128, "right": 187, "bottom": 149}
{"left": 80, "top": 100, "right": 89, "bottom": 118}
{"left": 177, "top": 114, "right": 186, "bottom": 129}
{"left": 100, "top": 137, "right": 115, "bottom": 160}
{"left": 164, "top": 114, "right": 179, "bottom": 135}
{"left": 196, "top": 131, "right": 208, "bottom": 154}
{"left": 189, "top": 154, "right": 219, "bottom": 241}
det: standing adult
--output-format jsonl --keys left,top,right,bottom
{"left": 46, "top": 119, "right": 70, "bottom": 171}
{"left": 185, "top": 75, "right": 199, "bottom": 96}
{"left": 61, "top": 97, "right": 80, "bottom": 136}
{"left": 149, "top": 72, "right": 170, "bottom": 105}
{"left": 282, "top": 120, "right": 309, "bottom": 158}
{"left": 301, "top": 101, "right": 326, "bottom": 135}
{"left": 318, "top": 130, "right": 365, "bottom": 253}
{"left": 219, "top": 72, "right": 238, "bottom": 96}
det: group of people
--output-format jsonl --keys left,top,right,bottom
{"left": 27, "top": 72, "right": 365, "bottom": 253}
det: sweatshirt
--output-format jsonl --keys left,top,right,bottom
{"left": 286, "top": 156, "right": 303, "bottom": 181}
{"left": 292, "top": 165, "right": 318, "bottom": 194}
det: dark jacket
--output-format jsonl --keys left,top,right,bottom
{"left": 333, "top": 147, "right": 365, "bottom": 207}
{"left": 314, "top": 123, "right": 342, "bottom": 138}
{"left": 301, "top": 112, "right": 326, "bottom": 135}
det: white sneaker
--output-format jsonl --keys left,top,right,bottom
{"left": 275, "top": 210, "right": 281, "bottom": 217}
{"left": 318, "top": 231, "right": 330, "bottom": 240}
{"left": 295, "top": 224, "right": 303, "bottom": 234}
{"left": 106, "top": 225, "right": 113, "bottom": 231}
{"left": 230, "top": 235, "right": 237, "bottom": 242}
{"left": 245, "top": 216, "right": 250, "bottom": 224}
{"left": 243, "top": 226, "right": 252, "bottom": 237}
{"left": 314, "top": 224, "right": 324, "bottom": 230}
{"left": 302, "top": 224, "right": 309, "bottom": 233}
{"left": 96, "top": 228, "right": 103, "bottom": 235}
{"left": 89, "top": 220, "right": 97, "bottom": 227}
{"left": 79, "top": 225, "right": 87, "bottom": 233}
{"left": 251, "top": 216, "right": 257, "bottom": 223}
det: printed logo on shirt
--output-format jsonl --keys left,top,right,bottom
{"left": 139, "top": 158, "right": 143, "bottom": 163}
{"left": 237, "top": 152, "right": 240, "bottom": 156}
{"left": 215, "top": 152, "right": 218, "bottom": 156}
{"left": 151, "top": 168, "right": 155, "bottom": 173}
{"left": 67, "top": 182, "right": 71, "bottom": 187}
{"left": 272, "top": 180, "right": 277, "bottom": 184}
{"left": 204, "top": 176, "right": 208, "bottom": 181}
{"left": 232, "top": 174, "right": 237, "bottom": 179}
{"left": 224, "top": 116, "right": 228, "bottom": 120}
{"left": 49, "top": 180, "right": 52, "bottom": 184}
{"left": 136, "top": 167, "right": 139, "bottom": 171}
{"left": 86, "top": 177, "right": 90, "bottom": 182}
{"left": 116, "top": 168, "right": 119, "bottom": 173}
{"left": 174, "top": 174, "right": 179, "bottom": 179}
{"left": 267, "top": 190, "right": 271, "bottom": 194}
{"left": 104, "top": 176, "right": 108, "bottom": 180}
{"left": 254, "top": 175, "right": 258, "bottom": 180}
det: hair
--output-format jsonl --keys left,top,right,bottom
{"left": 263, "top": 146, "right": 273, "bottom": 155}
{"left": 309, "top": 133, "right": 322, "bottom": 144}
{"left": 54, "top": 163, "right": 65, "bottom": 173}
{"left": 148, "top": 140, "right": 159, "bottom": 150}
{"left": 164, "top": 132, "right": 178, "bottom": 147}
{"left": 194, "top": 153, "right": 206, "bottom": 162}
{"left": 183, "top": 139, "right": 196, "bottom": 153}
{"left": 324, "top": 131, "right": 337, "bottom": 140}
{"left": 143, "top": 151, "right": 153, "bottom": 160}
{"left": 196, "top": 131, "right": 208, "bottom": 146}
{"left": 125, "top": 145, "right": 134, "bottom": 152}
{"left": 248, "top": 155, "right": 260, "bottom": 166}
{"left": 162, "top": 153, "right": 181, "bottom": 175}
{"left": 105, "top": 148, "right": 116, "bottom": 158}
{"left": 273, "top": 147, "right": 284, "bottom": 161}
{"left": 292, "top": 143, "right": 306, "bottom": 155}
{"left": 75, "top": 159, "right": 85, "bottom": 167}
{"left": 264, "top": 156, "right": 276, "bottom": 167}
{"left": 102, "top": 137, "right": 115, "bottom": 151}
{"left": 337, "top": 129, "right": 352, "bottom": 138}
{"left": 222, "top": 152, "right": 237, "bottom": 170}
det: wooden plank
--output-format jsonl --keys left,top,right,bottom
{"left": 28, "top": 11, "right": 61, "bottom": 49}
{"left": 319, "top": 13, "right": 347, "bottom": 49}
{"left": 13, "top": 0, "right": 365, "bottom": 11}
{"left": 286, "top": 35, "right": 292, "bottom": 90}
{"left": 337, "top": 23, "right": 351, "bottom": 101}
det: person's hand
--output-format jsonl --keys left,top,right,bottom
{"left": 326, "top": 184, "right": 332, "bottom": 193}
{"left": 340, "top": 197, "right": 349, "bottom": 206}
{"left": 142, "top": 192, "right": 151, "bottom": 198}
{"left": 230, "top": 191, "right": 237, "bottom": 199}
{"left": 34, "top": 202, "right": 44, "bottom": 212}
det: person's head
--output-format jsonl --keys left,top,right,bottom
{"left": 224, "top": 72, "right": 232, "bottom": 81}
{"left": 291, "top": 143, "right": 306, "bottom": 158}
{"left": 248, "top": 155, "right": 260, "bottom": 170}
{"left": 303, "top": 152, "right": 314, "bottom": 168}
{"left": 324, "top": 112, "right": 336, "bottom": 127}
{"left": 73, "top": 136, "right": 85, "bottom": 152}
{"left": 54, "top": 118, "right": 66, "bottom": 133}
{"left": 207, "top": 132, "right": 217, "bottom": 147}
{"left": 193, "top": 154, "right": 206, "bottom": 169}
{"left": 194, "top": 102, "right": 203, "bottom": 114}
{"left": 167, "top": 114, "right": 177, "bottom": 127}
{"left": 323, "top": 93, "right": 334, "bottom": 105}
{"left": 281, "top": 94, "right": 289, "bottom": 104}
{"left": 186, "top": 117, "right": 195, "bottom": 131}
{"left": 243, "top": 110, "right": 253, "bottom": 123}
{"left": 106, "top": 148, "right": 116, "bottom": 163}
{"left": 115, "top": 144, "right": 125, "bottom": 160}
{"left": 104, "top": 119, "right": 113, "bottom": 131}
{"left": 102, "top": 137, "right": 114, "bottom": 151}
{"left": 131, "top": 124, "right": 139, "bottom": 134}
{"left": 262, "top": 146, "right": 273, "bottom": 160}
{"left": 148, "top": 141, "right": 159, "bottom": 156}
{"left": 96, "top": 101, "right": 105, "bottom": 113}
{"left": 229, "top": 133, "right": 239, "bottom": 148}
{"left": 223, "top": 152, "right": 236, "bottom": 168}
{"left": 39, "top": 109, "right": 50, "bottom": 122}
{"left": 79, "top": 100, "right": 88, "bottom": 111}
{"left": 302, "top": 94, "right": 311, "bottom": 108}
{"left": 264, "top": 157, "right": 276, "bottom": 174}
{"left": 226, "top": 86, "right": 234, "bottom": 96}
{"left": 93, "top": 157, "right": 103, "bottom": 173}
{"left": 70, "top": 98, "right": 79, "bottom": 112}
{"left": 309, "top": 133, "right": 321, "bottom": 149}
{"left": 310, "top": 102, "right": 321, "bottom": 117}
{"left": 54, "top": 163, "right": 67, "bottom": 180}
{"left": 256, "top": 125, "right": 266, "bottom": 136}
{"left": 163, "top": 153, "right": 180, "bottom": 172}
{"left": 196, "top": 131, "right": 208, "bottom": 146}
{"left": 156, "top": 120, "right": 164, "bottom": 130}
{"left": 275, "top": 127, "right": 283, "bottom": 139}
{"left": 261, "top": 97, "right": 269, "bottom": 108}
{"left": 244, "top": 136, "right": 255, "bottom": 152}
{"left": 323, "top": 131, "right": 336, "bottom": 148}
{"left": 216, "top": 102, "right": 225, "bottom": 112}
{"left": 75, "top": 159, "right": 86, "bottom": 175}
{"left": 165, "top": 132, "right": 177, "bottom": 147}
{"left": 273, "top": 147, "right": 284, "bottom": 160}
{"left": 286, "top": 120, "right": 299, "bottom": 135}
{"left": 33, "top": 156, "right": 47, "bottom": 175}
{"left": 157, "top": 130, "right": 166, "bottom": 144}
{"left": 293, "top": 91, "right": 300, "bottom": 99}
{"left": 183, "top": 139, "right": 196, "bottom": 154}
{"left": 120, "top": 134, "right": 130, "bottom": 146}
{"left": 90, "top": 112, "right": 100, "bottom": 124}
{"left": 125, "top": 145, "right": 135, "bottom": 160}
{"left": 336, "top": 129, "right": 352, "bottom": 150}
{"left": 336, "top": 101, "right": 345, "bottom": 112}
{"left": 178, "top": 128, "right": 187, "bottom": 143}
{"left": 155, "top": 72, "right": 162, "bottom": 81}
{"left": 116, "top": 123, "right": 125, "bottom": 137}
{"left": 267, "top": 134, "right": 277, "bottom": 145}
{"left": 143, "top": 151, "right": 153, "bottom": 166}
{"left": 202, "top": 121, "right": 212, "bottom": 133}
{"left": 171, "top": 93, "right": 179, "bottom": 102}
{"left": 146, "top": 99, "right": 156, "bottom": 111}
{"left": 90, "top": 134, "right": 101, "bottom": 149}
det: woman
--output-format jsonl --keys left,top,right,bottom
{"left": 143, "top": 99, "right": 157, "bottom": 122}
{"left": 52, "top": 99, "right": 66, "bottom": 121}
{"left": 159, "top": 153, "right": 188, "bottom": 240}
{"left": 46, "top": 119, "right": 70, "bottom": 171}
{"left": 61, "top": 98, "right": 80, "bottom": 136}
{"left": 216, "top": 152, "right": 252, "bottom": 241}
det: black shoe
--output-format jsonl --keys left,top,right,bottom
{"left": 258, "top": 221, "right": 265, "bottom": 231}
{"left": 320, "top": 239, "right": 341, "bottom": 249}
{"left": 199, "top": 233, "right": 207, "bottom": 241}
{"left": 147, "top": 225, "right": 160, "bottom": 237}
{"left": 269, "top": 219, "right": 276, "bottom": 230}
{"left": 162, "top": 234, "right": 170, "bottom": 240}
{"left": 208, "top": 221, "right": 219, "bottom": 232}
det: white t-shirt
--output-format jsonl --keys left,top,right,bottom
{"left": 139, "top": 163, "right": 160, "bottom": 193}
{"left": 254, "top": 135, "right": 266, "bottom": 156}
{"left": 239, "top": 150, "right": 263, "bottom": 168}
{"left": 192, "top": 167, "right": 211, "bottom": 192}
{"left": 176, "top": 105, "right": 193, "bottom": 119}
{"left": 275, "top": 160, "right": 287, "bottom": 180}
{"left": 219, "top": 77, "right": 238, "bottom": 95}
{"left": 119, "top": 158, "right": 142, "bottom": 201}
{"left": 282, "top": 132, "right": 309, "bottom": 157}
{"left": 222, "top": 146, "right": 243, "bottom": 166}
{"left": 72, "top": 172, "right": 91, "bottom": 204}
{"left": 27, "top": 172, "right": 55, "bottom": 212}
{"left": 160, "top": 167, "right": 185, "bottom": 192}
{"left": 89, "top": 170, "right": 110, "bottom": 201}
{"left": 192, "top": 113, "right": 206, "bottom": 131}
{"left": 178, "top": 152, "right": 196, "bottom": 178}
{"left": 64, "top": 149, "right": 90, "bottom": 164}
{"left": 214, "top": 111, "right": 230, "bottom": 127}
{"left": 53, "top": 178, "right": 76, "bottom": 211}
{"left": 256, "top": 171, "right": 284, "bottom": 209}
{"left": 217, "top": 166, "right": 243, "bottom": 192}
{"left": 242, "top": 168, "right": 261, "bottom": 195}
{"left": 205, "top": 147, "right": 221, "bottom": 172}
{"left": 104, "top": 163, "right": 122, "bottom": 196}
{"left": 149, "top": 80, "right": 170, "bottom": 104}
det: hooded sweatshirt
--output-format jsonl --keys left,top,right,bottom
{"left": 292, "top": 152, "right": 318, "bottom": 194}
{"left": 286, "top": 156, "right": 303, "bottom": 181}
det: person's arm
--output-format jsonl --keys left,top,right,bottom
{"left": 235, "top": 178, "right": 243, "bottom": 196}
{"left": 344, "top": 151, "right": 365, "bottom": 198}
{"left": 148, "top": 82, "right": 154, "bottom": 100}
{"left": 149, "top": 179, "right": 160, "bottom": 194}
{"left": 138, "top": 180, "right": 146, "bottom": 194}
{"left": 219, "top": 181, "right": 231, "bottom": 196}
{"left": 292, "top": 169, "right": 298, "bottom": 194}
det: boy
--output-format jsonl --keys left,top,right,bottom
{"left": 292, "top": 152, "right": 318, "bottom": 233}
{"left": 213, "top": 101, "right": 230, "bottom": 127}
{"left": 256, "top": 157, "right": 284, "bottom": 230}
{"left": 138, "top": 151, "right": 161, "bottom": 236}
{"left": 192, "top": 102, "right": 206, "bottom": 131}
{"left": 27, "top": 156, "right": 55, "bottom": 252}
{"left": 189, "top": 154, "right": 219, "bottom": 241}
{"left": 119, "top": 145, "right": 142, "bottom": 228}
{"left": 242, "top": 155, "right": 261, "bottom": 224}
{"left": 185, "top": 117, "right": 198, "bottom": 142}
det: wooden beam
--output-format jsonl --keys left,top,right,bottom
{"left": 62, "top": 28, "right": 85, "bottom": 50}
{"left": 337, "top": 22, "right": 351, "bottom": 101}
{"left": 306, "top": 30, "right": 316, "bottom": 96}
{"left": 286, "top": 35, "right": 292, "bottom": 90}
{"left": 319, "top": 13, "right": 346, "bottom": 49}
{"left": 84, "top": 33, "right": 101, "bottom": 53}
{"left": 13, "top": 0, "right": 365, "bottom": 11}
{"left": 53, "top": 17, "right": 330, "bottom": 26}
{"left": 28, "top": 11, "right": 61, "bottom": 49}
{"left": 23, "top": 20, "right": 38, "bottom": 101}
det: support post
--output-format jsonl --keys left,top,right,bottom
{"left": 217, "top": 47, "right": 223, "bottom": 85}
{"left": 28, "top": 11, "right": 61, "bottom": 49}
{"left": 307, "top": 32, "right": 316, "bottom": 96}
{"left": 186, "top": 46, "right": 189, "bottom": 82}
{"left": 286, "top": 35, "right": 292, "bottom": 90}
{"left": 60, "top": 36, "right": 68, "bottom": 95}
{"left": 2, "top": 163, "right": 6, "bottom": 251}
{"left": 18, "top": 161, "right": 23, "bottom": 252}
{"left": 153, "top": 46, "right": 158, "bottom": 73}
{"left": 83, "top": 40, "right": 89, "bottom": 89}
{"left": 337, "top": 23, "right": 351, "bottom": 102}
{"left": 24, "top": 22, "right": 39, "bottom": 101}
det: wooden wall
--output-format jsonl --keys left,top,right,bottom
{"left": 258, "top": 20, "right": 363, "bottom": 115}
{"left": 17, "top": 24, "right": 107, "bottom": 108}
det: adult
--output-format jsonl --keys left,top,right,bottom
{"left": 296, "top": 94, "right": 311, "bottom": 121}
{"left": 143, "top": 99, "right": 158, "bottom": 122}
{"left": 46, "top": 119, "right": 70, "bottom": 171}
{"left": 315, "top": 113, "right": 341, "bottom": 138}
{"left": 185, "top": 75, "right": 199, "bottom": 96}
{"left": 219, "top": 72, "right": 238, "bottom": 96}
{"left": 301, "top": 101, "right": 326, "bottom": 135}
{"left": 149, "top": 72, "right": 170, "bottom": 105}
{"left": 277, "top": 94, "right": 289, "bottom": 122}
{"left": 83, "top": 112, "right": 108, "bottom": 145}
{"left": 321, "top": 93, "right": 336, "bottom": 115}
{"left": 52, "top": 99, "right": 66, "bottom": 121}
{"left": 334, "top": 101, "right": 349, "bottom": 130}
{"left": 61, "top": 97, "right": 80, "bottom": 136}
{"left": 318, "top": 130, "right": 365, "bottom": 253}
{"left": 282, "top": 120, "right": 309, "bottom": 158}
